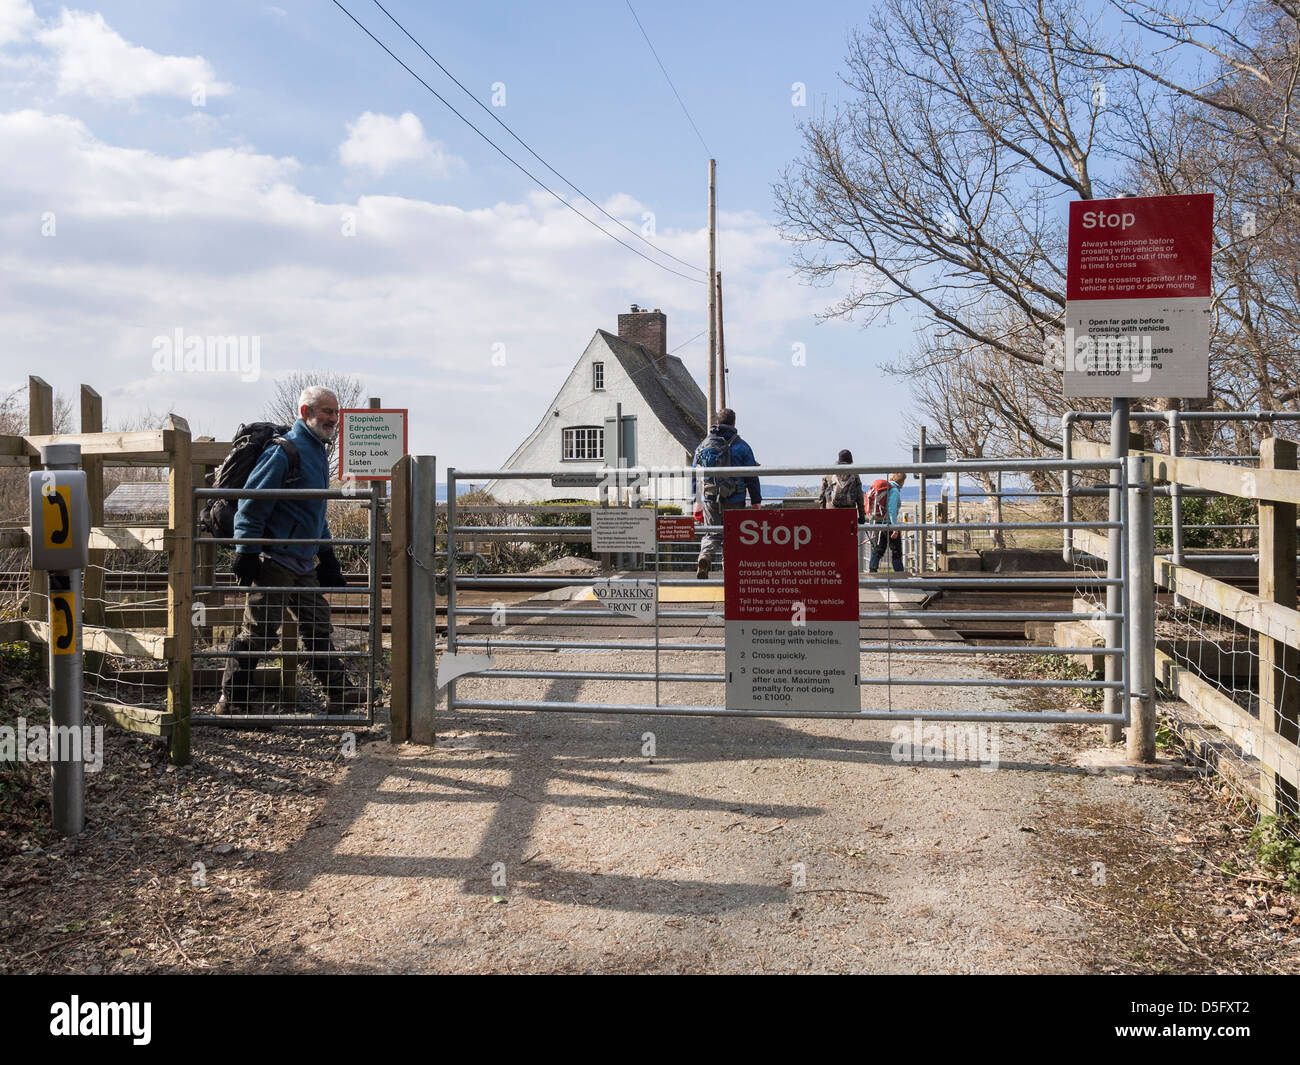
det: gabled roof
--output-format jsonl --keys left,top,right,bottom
{"left": 595, "top": 330, "right": 707, "bottom": 452}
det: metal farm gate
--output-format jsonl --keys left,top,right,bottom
{"left": 437, "top": 456, "right": 1137, "bottom": 728}
{"left": 188, "top": 482, "right": 385, "bottom": 727}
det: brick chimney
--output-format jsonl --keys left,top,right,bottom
{"left": 617, "top": 304, "right": 667, "bottom": 370}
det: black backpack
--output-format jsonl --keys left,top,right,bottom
{"left": 198, "top": 423, "right": 301, "bottom": 539}
{"left": 696, "top": 431, "right": 738, "bottom": 501}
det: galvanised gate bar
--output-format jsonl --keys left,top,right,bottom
{"left": 442, "top": 456, "right": 1137, "bottom": 726}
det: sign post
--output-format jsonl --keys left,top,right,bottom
{"left": 1064, "top": 192, "right": 1213, "bottom": 751}
{"left": 28, "top": 443, "right": 91, "bottom": 836}
{"left": 339, "top": 408, "right": 408, "bottom": 481}
{"left": 724, "top": 510, "right": 860, "bottom": 712}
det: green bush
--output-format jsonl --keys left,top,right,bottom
{"left": 1154, "top": 494, "right": 1257, "bottom": 549}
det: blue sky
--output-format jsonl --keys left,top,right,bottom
{"left": 0, "top": 0, "right": 927, "bottom": 474}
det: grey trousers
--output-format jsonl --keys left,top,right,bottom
{"left": 220, "top": 557, "right": 349, "bottom": 701}
{"left": 697, "top": 495, "right": 725, "bottom": 563}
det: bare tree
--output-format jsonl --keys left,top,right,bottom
{"left": 262, "top": 372, "right": 365, "bottom": 429}
{"left": 776, "top": 0, "right": 1300, "bottom": 469}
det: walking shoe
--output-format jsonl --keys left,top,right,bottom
{"left": 212, "top": 694, "right": 240, "bottom": 715}
{"left": 696, "top": 557, "right": 710, "bottom": 580}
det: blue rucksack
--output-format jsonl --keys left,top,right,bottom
{"left": 696, "top": 431, "right": 737, "bottom": 500}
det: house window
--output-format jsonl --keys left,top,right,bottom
{"left": 592, "top": 362, "right": 604, "bottom": 390}
{"left": 562, "top": 426, "right": 604, "bottom": 461}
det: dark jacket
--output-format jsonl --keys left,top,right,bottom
{"left": 820, "top": 471, "right": 866, "bottom": 522}
{"left": 233, "top": 418, "right": 331, "bottom": 566}
{"left": 691, "top": 423, "right": 761, "bottom": 507}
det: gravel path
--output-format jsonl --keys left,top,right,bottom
{"left": 229, "top": 648, "right": 1144, "bottom": 974}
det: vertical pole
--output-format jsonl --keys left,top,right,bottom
{"left": 28, "top": 377, "right": 53, "bottom": 670}
{"left": 995, "top": 469, "right": 1004, "bottom": 549}
{"left": 1126, "top": 454, "right": 1156, "bottom": 763}
{"left": 445, "top": 467, "right": 459, "bottom": 718}
{"left": 166, "top": 415, "right": 193, "bottom": 766}
{"left": 367, "top": 480, "right": 381, "bottom": 724}
{"left": 40, "top": 444, "right": 85, "bottom": 836}
{"left": 390, "top": 455, "right": 412, "bottom": 742}
{"left": 1062, "top": 413, "right": 1075, "bottom": 564}
{"left": 79, "top": 387, "right": 106, "bottom": 684}
{"left": 410, "top": 457, "right": 438, "bottom": 745}
{"left": 716, "top": 272, "right": 727, "bottom": 409}
{"left": 1258, "top": 437, "right": 1299, "bottom": 815}
{"left": 918, "top": 425, "right": 927, "bottom": 574}
{"left": 1104, "top": 398, "right": 1130, "bottom": 744}
{"left": 654, "top": 498, "right": 661, "bottom": 709}
{"left": 707, "top": 158, "right": 717, "bottom": 426}
{"left": 1167, "top": 411, "right": 1185, "bottom": 609}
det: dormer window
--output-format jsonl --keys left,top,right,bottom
{"left": 592, "top": 361, "right": 604, "bottom": 390}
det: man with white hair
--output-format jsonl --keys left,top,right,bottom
{"left": 215, "top": 387, "right": 363, "bottom": 715}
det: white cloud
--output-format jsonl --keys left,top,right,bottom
{"left": 339, "top": 111, "right": 458, "bottom": 177}
{"left": 0, "top": 0, "right": 35, "bottom": 47}
{"left": 0, "top": 107, "right": 854, "bottom": 467}
{"left": 35, "top": 10, "right": 233, "bottom": 101}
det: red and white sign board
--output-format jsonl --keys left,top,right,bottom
{"left": 657, "top": 515, "right": 696, "bottom": 542}
{"left": 724, "top": 510, "right": 860, "bottom": 712}
{"left": 339, "top": 409, "right": 408, "bottom": 481}
{"left": 1064, "top": 194, "right": 1213, "bottom": 398}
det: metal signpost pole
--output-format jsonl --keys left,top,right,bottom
{"left": 31, "top": 443, "right": 90, "bottom": 836}
{"left": 1105, "top": 397, "right": 1129, "bottom": 744}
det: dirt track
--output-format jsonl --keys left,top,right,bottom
{"left": 221, "top": 649, "right": 1194, "bottom": 974}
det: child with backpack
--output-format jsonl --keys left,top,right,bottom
{"left": 819, "top": 449, "right": 866, "bottom": 524}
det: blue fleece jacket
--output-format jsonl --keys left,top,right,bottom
{"left": 233, "top": 418, "right": 331, "bottom": 565}
{"left": 691, "top": 423, "right": 761, "bottom": 507}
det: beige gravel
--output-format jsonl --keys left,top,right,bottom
{"left": 228, "top": 647, "right": 1162, "bottom": 974}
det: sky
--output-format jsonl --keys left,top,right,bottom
{"left": 0, "top": 0, "right": 931, "bottom": 476}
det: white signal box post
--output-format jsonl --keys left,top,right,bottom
{"left": 28, "top": 443, "right": 91, "bottom": 836}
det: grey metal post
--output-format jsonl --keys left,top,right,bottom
{"left": 42, "top": 444, "right": 85, "bottom": 836}
{"left": 446, "top": 468, "right": 458, "bottom": 716}
{"left": 1061, "top": 412, "right": 1076, "bottom": 564}
{"left": 367, "top": 481, "right": 380, "bottom": 724}
{"left": 1104, "top": 398, "right": 1129, "bottom": 743}
{"left": 918, "top": 425, "right": 927, "bottom": 573}
{"left": 1126, "top": 454, "right": 1156, "bottom": 762}
{"left": 1166, "top": 410, "right": 1184, "bottom": 609}
{"left": 410, "top": 456, "right": 438, "bottom": 744}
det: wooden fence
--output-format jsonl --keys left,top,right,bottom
{"left": 1072, "top": 437, "right": 1300, "bottom": 816}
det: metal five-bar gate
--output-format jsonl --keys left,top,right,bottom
{"left": 440, "top": 456, "right": 1138, "bottom": 728}
{"left": 188, "top": 482, "right": 385, "bottom": 727}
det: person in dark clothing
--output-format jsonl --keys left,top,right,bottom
{"left": 215, "top": 386, "right": 363, "bottom": 715}
{"left": 820, "top": 449, "right": 866, "bottom": 524}
{"left": 691, "top": 408, "right": 761, "bottom": 579}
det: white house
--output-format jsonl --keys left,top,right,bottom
{"left": 485, "top": 306, "right": 708, "bottom": 503}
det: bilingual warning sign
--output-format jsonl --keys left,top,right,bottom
{"left": 339, "top": 409, "right": 408, "bottom": 481}
{"left": 724, "top": 510, "right": 860, "bottom": 712}
{"left": 1063, "top": 194, "right": 1213, "bottom": 398}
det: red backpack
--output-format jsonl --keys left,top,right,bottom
{"left": 866, "top": 478, "right": 891, "bottom": 523}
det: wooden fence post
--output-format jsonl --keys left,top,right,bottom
{"left": 389, "top": 455, "right": 411, "bottom": 742}
{"left": 27, "top": 377, "right": 53, "bottom": 669}
{"left": 1258, "top": 437, "right": 1299, "bottom": 816}
{"left": 167, "top": 415, "right": 193, "bottom": 766}
{"left": 80, "top": 386, "right": 107, "bottom": 684}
